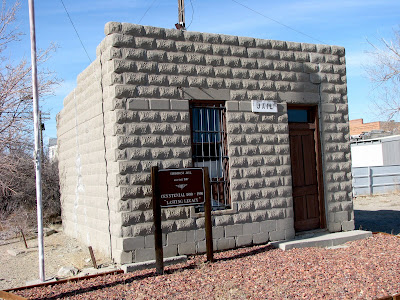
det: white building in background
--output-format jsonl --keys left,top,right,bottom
{"left": 351, "top": 135, "right": 400, "bottom": 168}
{"left": 351, "top": 135, "right": 400, "bottom": 196}
{"left": 48, "top": 138, "right": 58, "bottom": 162}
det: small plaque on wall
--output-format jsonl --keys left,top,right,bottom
{"left": 251, "top": 100, "right": 278, "bottom": 113}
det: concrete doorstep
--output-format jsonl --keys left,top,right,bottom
{"left": 271, "top": 230, "right": 373, "bottom": 251}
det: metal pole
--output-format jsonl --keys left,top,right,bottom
{"left": 28, "top": 0, "right": 45, "bottom": 282}
{"left": 368, "top": 166, "right": 372, "bottom": 195}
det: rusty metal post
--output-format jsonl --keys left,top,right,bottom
{"left": 88, "top": 246, "right": 98, "bottom": 269}
{"left": 19, "top": 228, "right": 28, "bottom": 249}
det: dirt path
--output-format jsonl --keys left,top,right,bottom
{"left": 0, "top": 225, "right": 113, "bottom": 290}
{"left": 353, "top": 193, "right": 400, "bottom": 235}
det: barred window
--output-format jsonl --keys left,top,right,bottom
{"left": 190, "top": 101, "right": 230, "bottom": 210}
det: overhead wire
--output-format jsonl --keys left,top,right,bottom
{"left": 59, "top": 0, "right": 92, "bottom": 63}
{"left": 186, "top": 0, "right": 195, "bottom": 29}
{"left": 230, "top": 0, "right": 327, "bottom": 45}
{"left": 59, "top": 0, "right": 113, "bottom": 259}
{"left": 138, "top": 0, "right": 158, "bottom": 24}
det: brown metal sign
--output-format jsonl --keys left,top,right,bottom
{"left": 152, "top": 166, "right": 213, "bottom": 274}
{"left": 158, "top": 168, "right": 205, "bottom": 207}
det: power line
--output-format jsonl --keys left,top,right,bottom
{"left": 60, "top": 0, "right": 92, "bottom": 63}
{"left": 186, "top": 0, "right": 195, "bottom": 29}
{"left": 230, "top": 0, "right": 327, "bottom": 45}
{"left": 138, "top": 0, "right": 158, "bottom": 24}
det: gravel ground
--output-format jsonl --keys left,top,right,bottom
{"left": 11, "top": 234, "right": 400, "bottom": 300}
{"left": 2, "top": 193, "right": 400, "bottom": 297}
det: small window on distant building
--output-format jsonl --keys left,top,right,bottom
{"left": 190, "top": 101, "right": 230, "bottom": 210}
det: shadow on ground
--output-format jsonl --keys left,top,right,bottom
{"left": 354, "top": 210, "right": 400, "bottom": 235}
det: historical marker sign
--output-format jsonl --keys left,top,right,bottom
{"left": 152, "top": 166, "right": 213, "bottom": 274}
{"left": 158, "top": 168, "right": 205, "bottom": 207}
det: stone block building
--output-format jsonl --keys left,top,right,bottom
{"left": 57, "top": 22, "right": 354, "bottom": 264}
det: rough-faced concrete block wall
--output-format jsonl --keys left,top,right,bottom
{"left": 58, "top": 22, "right": 354, "bottom": 264}
{"left": 57, "top": 58, "right": 115, "bottom": 256}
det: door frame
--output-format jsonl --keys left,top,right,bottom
{"left": 288, "top": 104, "right": 326, "bottom": 231}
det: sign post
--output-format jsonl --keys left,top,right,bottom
{"left": 151, "top": 166, "right": 214, "bottom": 274}
{"left": 203, "top": 168, "right": 214, "bottom": 262}
{"left": 151, "top": 166, "right": 164, "bottom": 275}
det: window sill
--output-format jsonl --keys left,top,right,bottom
{"left": 190, "top": 202, "right": 237, "bottom": 218}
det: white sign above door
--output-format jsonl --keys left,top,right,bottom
{"left": 251, "top": 100, "right": 278, "bottom": 113}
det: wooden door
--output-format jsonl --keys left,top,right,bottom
{"left": 289, "top": 120, "right": 322, "bottom": 232}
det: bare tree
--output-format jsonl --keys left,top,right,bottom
{"left": 0, "top": 0, "right": 61, "bottom": 227}
{"left": 366, "top": 27, "right": 400, "bottom": 120}
{"left": 0, "top": 0, "right": 59, "bottom": 197}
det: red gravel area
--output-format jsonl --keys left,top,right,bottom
{"left": 13, "top": 234, "right": 400, "bottom": 300}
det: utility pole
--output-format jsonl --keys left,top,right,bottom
{"left": 175, "top": 0, "right": 186, "bottom": 30}
{"left": 28, "top": 0, "right": 45, "bottom": 282}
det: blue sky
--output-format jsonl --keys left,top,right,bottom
{"left": 12, "top": 0, "right": 400, "bottom": 142}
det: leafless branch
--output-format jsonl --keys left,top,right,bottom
{"left": 0, "top": 0, "right": 61, "bottom": 215}
{"left": 365, "top": 27, "right": 400, "bottom": 121}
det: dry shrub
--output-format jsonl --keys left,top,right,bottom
{"left": 0, "top": 150, "right": 61, "bottom": 239}
{"left": 0, "top": 206, "right": 36, "bottom": 240}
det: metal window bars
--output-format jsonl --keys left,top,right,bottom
{"left": 190, "top": 102, "right": 230, "bottom": 210}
